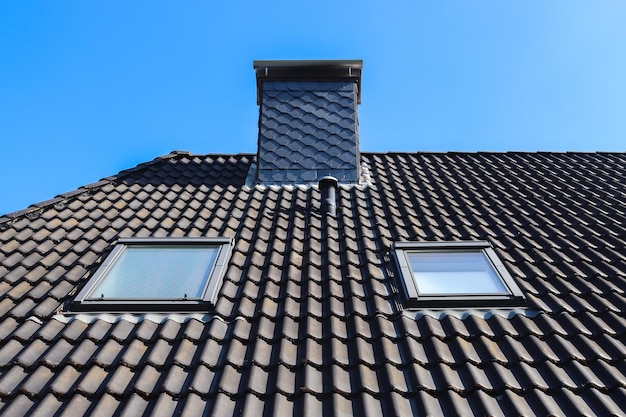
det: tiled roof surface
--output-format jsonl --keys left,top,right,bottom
{"left": 257, "top": 81, "right": 359, "bottom": 184}
{"left": 1, "top": 151, "right": 625, "bottom": 416}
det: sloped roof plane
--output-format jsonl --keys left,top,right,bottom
{"left": 1, "top": 151, "right": 626, "bottom": 416}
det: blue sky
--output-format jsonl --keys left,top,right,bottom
{"left": 1, "top": 1, "right": 625, "bottom": 215}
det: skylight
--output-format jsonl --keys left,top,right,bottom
{"left": 394, "top": 241, "right": 525, "bottom": 308}
{"left": 70, "top": 237, "right": 233, "bottom": 312}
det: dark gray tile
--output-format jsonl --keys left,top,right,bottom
{"left": 0, "top": 365, "right": 28, "bottom": 396}
{"left": 106, "top": 365, "right": 134, "bottom": 396}
{"left": 15, "top": 339, "right": 48, "bottom": 368}
{"left": 162, "top": 365, "right": 189, "bottom": 395}
{"left": 89, "top": 393, "right": 121, "bottom": 417}
{"left": 28, "top": 393, "right": 65, "bottom": 417}
{"left": 50, "top": 365, "right": 81, "bottom": 395}
{"left": 0, "top": 339, "right": 23, "bottom": 367}
{"left": 0, "top": 394, "right": 34, "bottom": 416}
{"left": 118, "top": 393, "right": 150, "bottom": 417}
{"left": 69, "top": 339, "right": 98, "bottom": 368}
{"left": 76, "top": 365, "right": 108, "bottom": 395}
{"left": 133, "top": 365, "right": 161, "bottom": 396}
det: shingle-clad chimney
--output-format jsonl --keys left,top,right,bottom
{"left": 254, "top": 60, "right": 363, "bottom": 185}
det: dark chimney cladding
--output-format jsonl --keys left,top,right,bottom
{"left": 254, "top": 60, "right": 363, "bottom": 185}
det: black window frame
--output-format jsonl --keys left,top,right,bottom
{"left": 394, "top": 241, "right": 525, "bottom": 308}
{"left": 69, "top": 237, "right": 233, "bottom": 312}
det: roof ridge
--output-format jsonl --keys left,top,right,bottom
{"left": 0, "top": 151, "right": 259, "bottom": 225}
{"left": 359, "top": 150, "right": 626, "bottom": 155}
{"left": 0, "top": 152, "right": 185, "bottom": 226}
{"left": 1, "top": 150, "right": 623, "bottom": 225}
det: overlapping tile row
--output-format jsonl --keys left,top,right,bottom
{"left": 1, "top": 152, "right": 625, "bottom": 416}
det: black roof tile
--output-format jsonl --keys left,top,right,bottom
{"left": 180, "top": 393, "right": 209, "bottom": 417}
{"left": 162, "top": 364, "right": 189, "bottom": 396}
{"left": 0, "top": 394, "right": 34, "bottom": 416}
{"left": 120, "top": 339, "right": 148, "bottom": 368}
{"left": 15, "top": 339, "right": 48, "bottom": 369}
{"left": 146, "top": 339, "right": 173, "bottom": 368}
{"left": 27, "top": 392, "right": 64, "bottom": 417}
{"left": 42, "top": 339, "right": 73, "bottom": 368}
{"left": 116, "top": 393, "right": 149, "bottom": 417}
{"left": 95, "top": 339, "right": 123, "bottom": 368}
{"left": 0, "top": 365, "right": 28, "bottom": 397}
{"left": 59, "top": 395, "right": 92, "bottom": 416}
{"left": 106, "top": 365, "right": 134, "bottom": 396}
{"left": 76, "top": 365, "right": 108, "bottom": 396}
{"left": 68, "top": 339, "right": 99, "bottom": 368}
{"left": 34, "top": 319, "right": 63, "bottom": 342}
{"left": 134, "top": 364, "right": 162, "bottom": 397}
{"left": 49, "top": 365, "right": 80, "bottom": 396}
{"left": 89, "top": 393, "right": 122, "bottom": 417}
{"left": 108, "top": 319, "right": 136, "bottom": 342}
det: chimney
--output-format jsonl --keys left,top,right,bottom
{"left": 254, "top": 60, "right": 363, "bottom": 185}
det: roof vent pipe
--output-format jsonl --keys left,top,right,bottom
{"left": 319, "top": 176, "right": 338, "bottom": 217}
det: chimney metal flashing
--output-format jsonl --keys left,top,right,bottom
{"left": 254, "top": 60, "right": 363, "bottom": 104}
{"left": 255, "top": 60, "right": 363, "bottom": 186}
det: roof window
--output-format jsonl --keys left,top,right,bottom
{"left": 70, "top": 237, "right": 232, "bottom": 312}
{"left": 394, "top": 241, "right": 525, "bottom": 308}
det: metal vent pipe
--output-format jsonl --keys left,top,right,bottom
{"left": 319, "top": 176, "right": 338, "bottom": 217}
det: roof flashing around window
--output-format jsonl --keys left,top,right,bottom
{"left": 394, "top": 241, "right": 525, "bottom": 308}
{"left": 69, "top": 237, "right": 233, "bottom": 312}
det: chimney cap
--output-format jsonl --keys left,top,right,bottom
{"left": 254, "top": 59, "right": 363, "bottom": 104}
{"left": 318, "top": 175, "right": 339, "bottom": 188}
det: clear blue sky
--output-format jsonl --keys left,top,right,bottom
{"left": 1, "top": 1, "right": 625, "bottom": 215}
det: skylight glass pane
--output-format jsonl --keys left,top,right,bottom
{"left": 87, "top": 245, "right": 219, "bottom": 300}
{"left": 407, "top": 251, "right": 508, "bottom": 295}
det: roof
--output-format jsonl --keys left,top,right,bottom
{"left": 1, "top": 151, "right": 625, "bottom": 416}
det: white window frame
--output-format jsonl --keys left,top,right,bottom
{"left": 394, "top": 241, "right": 525, "bottom": 308}
{"left": 70, "top": 237, "right": 233, "bottom": 312}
